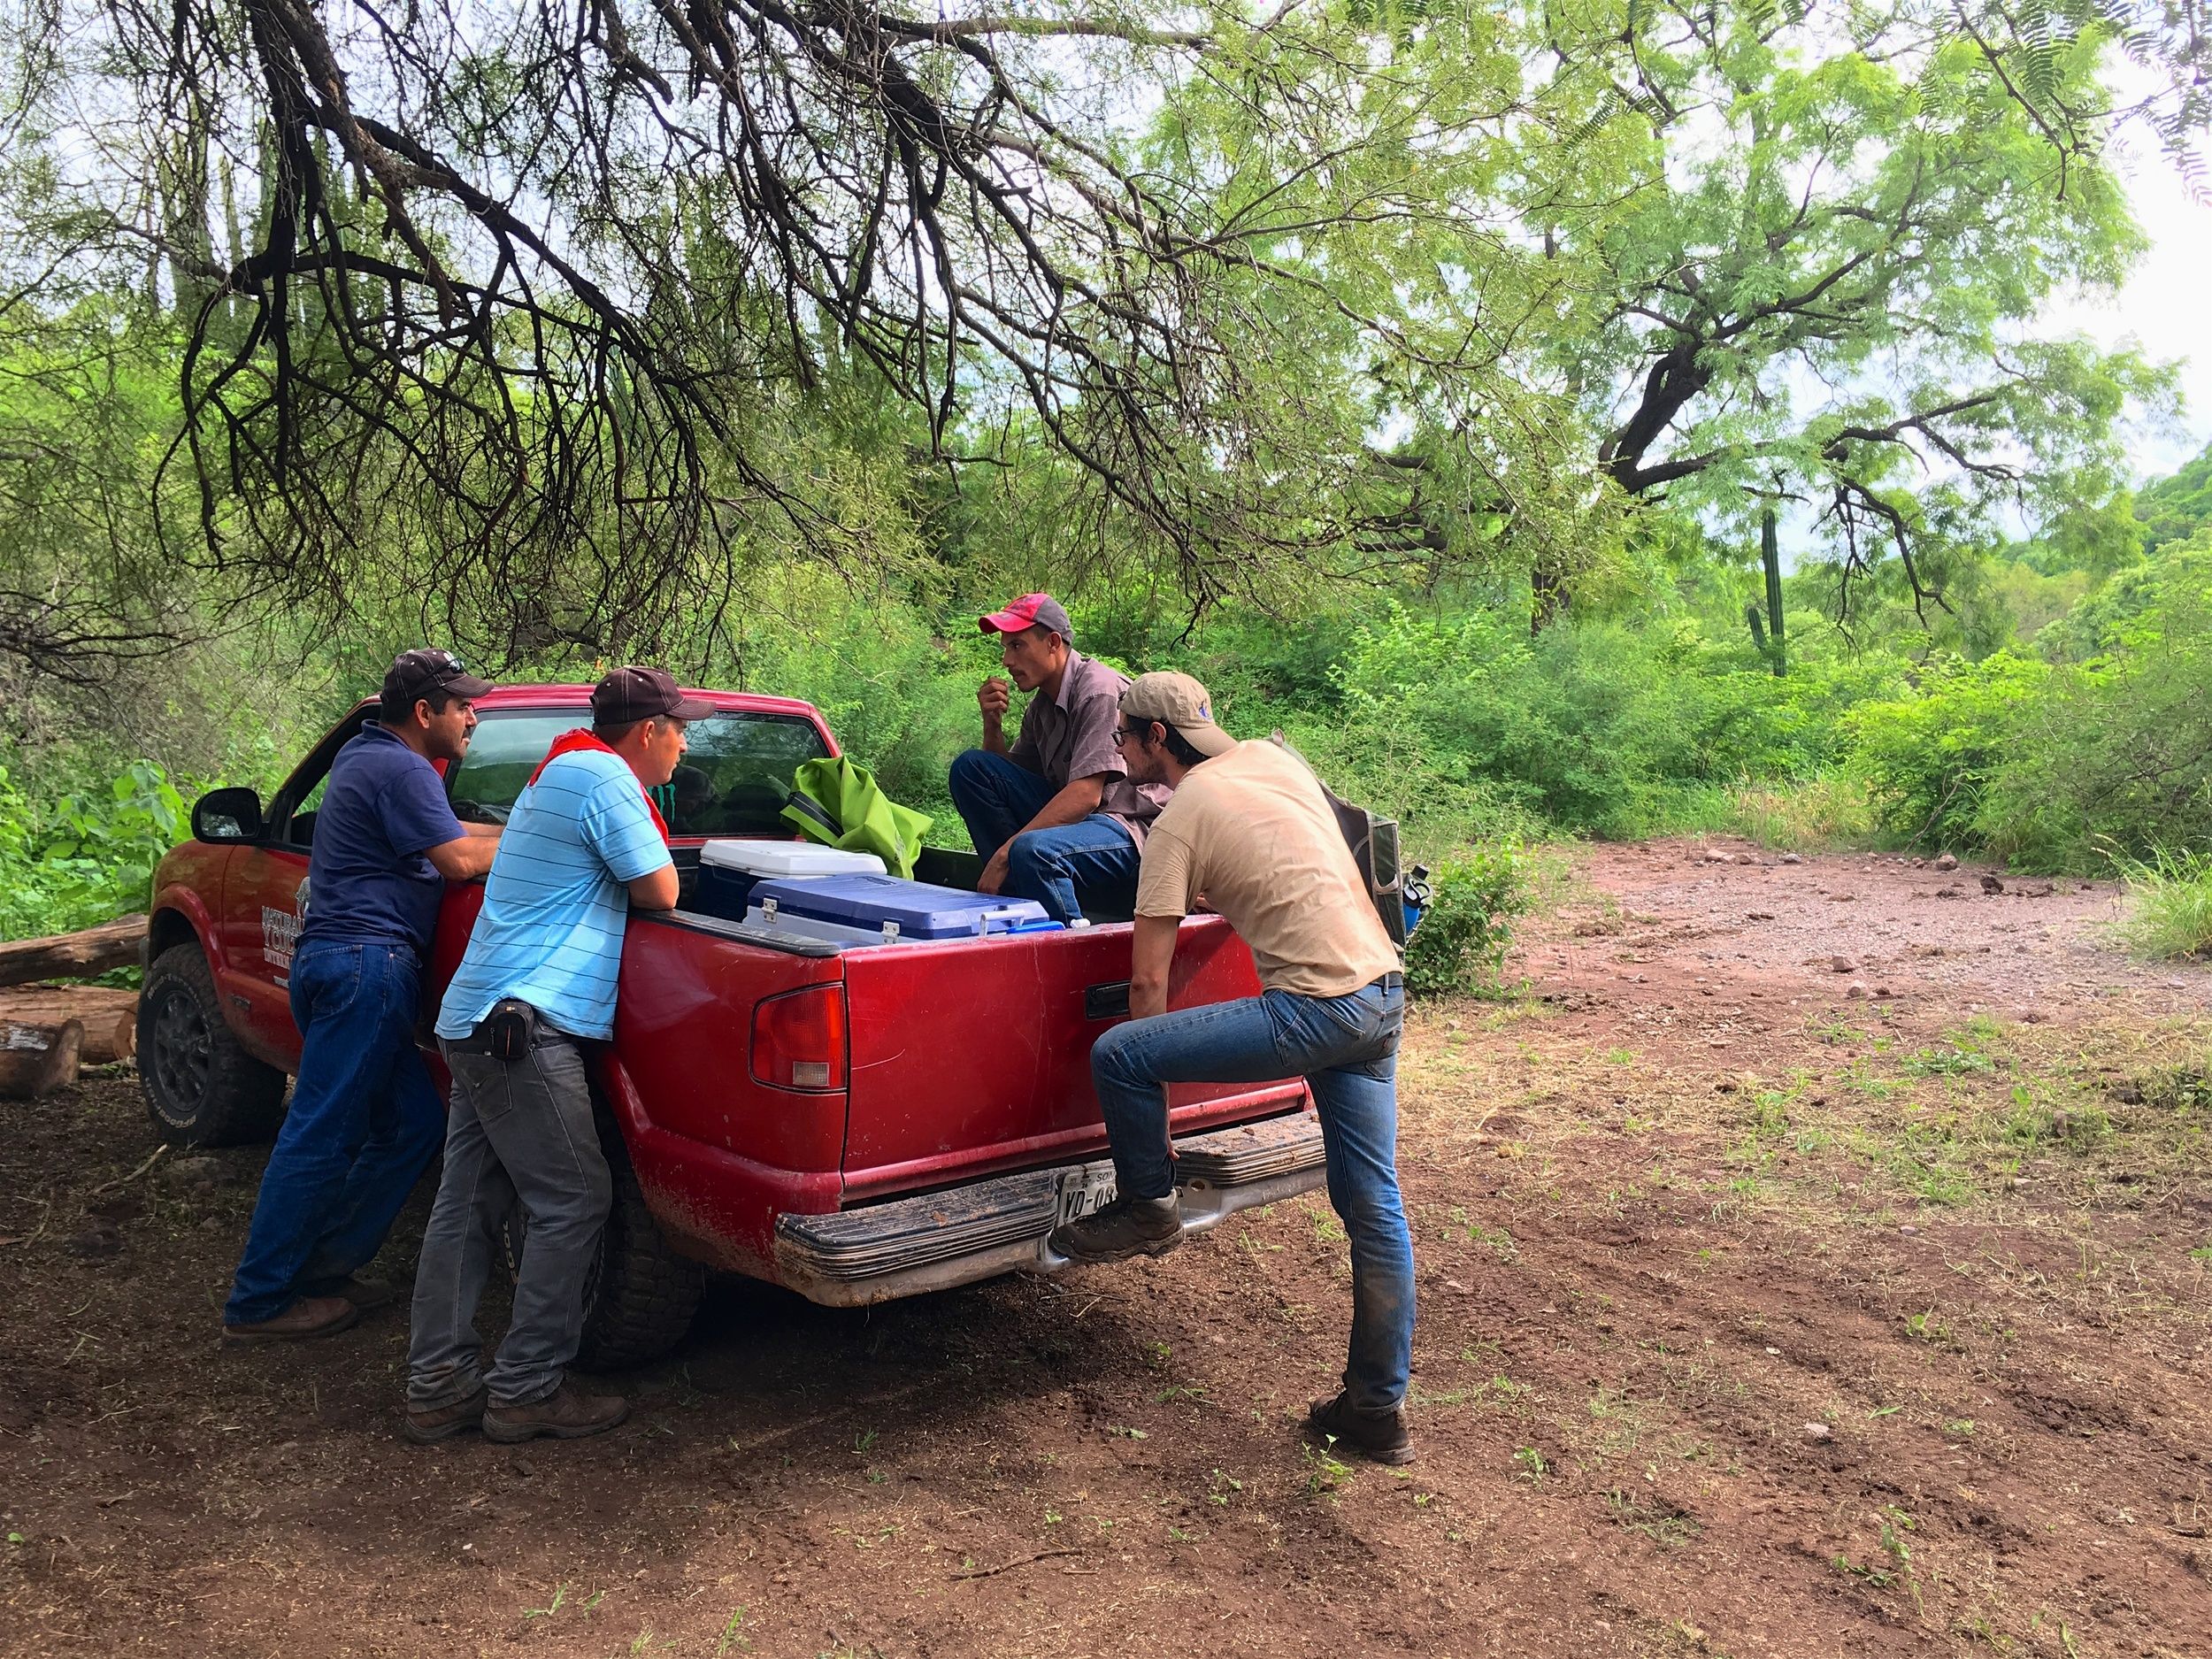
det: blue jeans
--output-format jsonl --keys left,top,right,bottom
{"left": 948, "top": 748, "right": 1141, "bottom": 923}
{"left": 225, "top": 939, "right": 448, "bottom": 1325}
{"left": 1090, "top": 980, "right": 1414, "bottom": 1411}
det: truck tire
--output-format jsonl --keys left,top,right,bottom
{"left": 502, "top": 1132, "right": 706, "bottom": 1371}
{"left": 138, "top": 941, "right": 288, "bottom": 1147}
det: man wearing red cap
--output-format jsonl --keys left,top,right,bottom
{"left": 950, "top": 592, "right": 1170, "bottom": 923}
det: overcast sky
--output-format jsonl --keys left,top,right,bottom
{"left": 2046, "top": 124, "right": 2212, "bottom": 482}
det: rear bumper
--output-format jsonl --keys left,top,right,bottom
{"left": 772, "top": 1112, "right": 1326, "bottom": 1307}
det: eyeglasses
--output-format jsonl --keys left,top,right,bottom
{"left": 1113, "top": 722, "right": 1156, "bottom": 749}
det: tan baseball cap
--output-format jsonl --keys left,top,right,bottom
{"left": 1120, "top": 672, "right": 1237, "bottom": 758}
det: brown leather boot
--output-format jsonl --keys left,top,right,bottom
{"left": 221, "top": 1296, "right": 359, "bottom": 1343}
{"left": 1306, "top": 1390, "right": 1416, "bottom": 1465}
{"left": 305, "top": 1274, "right": 397, "bottom": 1311}
{"left": 482, "top": 1382, "right": 629, "bottom": 1444}
{"left": 403, "top": 1385, "right": 491, "bottom": 1445}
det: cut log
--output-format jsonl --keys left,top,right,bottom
{"left": 0, "top": 1019, "right": 85, "bottom": 1098}
{"left": 0, "top": 915, "right": 147, "bottom": 988}
{"left": 0, "top": 987, "right": 136, "bottom": 1064}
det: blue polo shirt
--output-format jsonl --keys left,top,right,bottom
{"left": 434, "top": 748, "right": 672, "bottom": 1041}
{"left": 298, "top": 721, "right": 467, "bottom": 956}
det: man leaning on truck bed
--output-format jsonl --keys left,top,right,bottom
{"left": 948, "top": 591, "right": 1171, "bottom": 924}
{"left": 403, "top": 665, "right": 704, "bottom": 1447}
{"left": 1046, "top": 672, "right": 1419, "bottom": 1466}
{"left": 221, "top": 649, "right": 502, "bottom": 1345}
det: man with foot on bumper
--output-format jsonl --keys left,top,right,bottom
{"left": 1046, "top": 673, "right": 1417, "bottom": 1464}
{"left": 404, "top": 666, "right": 703, "bottom": 1446}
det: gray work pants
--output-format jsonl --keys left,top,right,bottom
{"left": 407, "top": 1030, "right": 611, "bottom": 1409}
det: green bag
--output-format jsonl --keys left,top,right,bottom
{"left": 781, "top": 757, "right": 933, "bottom": 879}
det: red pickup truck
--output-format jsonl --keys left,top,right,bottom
{"left": 138, "top": 683, "right": 1323, "bottom": 1364}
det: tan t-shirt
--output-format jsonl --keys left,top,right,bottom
{"left": 1135, "top": 741, "right": 1402, "bottom": 997}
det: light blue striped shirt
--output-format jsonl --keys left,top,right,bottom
{"left": 434, "top": 748, "right": 672, "bottom": 1041}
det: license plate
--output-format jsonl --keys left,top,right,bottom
{"left": 1056, "top": 1164, "right": 1118, "bottom": 1227}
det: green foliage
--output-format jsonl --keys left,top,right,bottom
{"left": 1847, "top": 653, "right": 2051, "bottom": 852}
{"left": 0, "top": 760, "right": 186, "bottom": 943}
{"left": 2111, "top": 849, "right": 2212, "bottom": 962}
{"left": 2135, "top": 439, "right": 2212, "bottom": 554}
{"left": 1403, "top": 843, "right": 1532, "bottom": 1001}
{"left": 1308, "top": 603, "right": 1894, "bottom": 842}
{"left": 1846, "top": 534, "right": 2212, "bottom": 871}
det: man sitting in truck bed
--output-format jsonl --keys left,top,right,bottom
{"left": 948, "top": 591, "right": 1171, "bottom": 924}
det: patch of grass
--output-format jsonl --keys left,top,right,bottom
{"left": 2112, "top": 847, "right": 2212, "bottom": 960}
{"left": 1511, "top": 1446, "right": 1548, "bottom": 1483}
{"left": 1302, "top": 1440, "right": 1355, "bottom": 1496}
{"left": 1724, "top": 771, "right": 1876, "bottom": 852}
{"left": 1902, "top": 1310, "right": 1960, "bottom": 1348}
{"left": 1606, "top": 1489, "right": 1701, "bottom": 1546}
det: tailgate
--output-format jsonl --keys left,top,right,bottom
{"left": 839, "top": 916, "right": 1305, "bottom": 1199}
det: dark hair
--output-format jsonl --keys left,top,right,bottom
{"left": 380, "top": 684, "right": 461, "bottom": 727}
{"left": 1131, "top": 717, "right": 1205, "bottom": 768}
{"left": 593, "top": 716, "right": 646, "bottom": 744}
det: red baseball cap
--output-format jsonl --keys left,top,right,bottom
{"left": 978, "top": 592, "right": 1073, "bottom": 641}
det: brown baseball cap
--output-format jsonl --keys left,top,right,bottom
{"left": 1120, "top": 672, "right": 1237, "bottom": 758}
{"left": 590, "top": 665, "right": 716, "bottom": 725}
{"left": 384, "top": 648, "right": 495, "bottom": 707}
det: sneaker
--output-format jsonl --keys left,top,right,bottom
{"left": 1047, "top": 1194, "right": 1182, "bottom": 1263}
{"left": 403, "top": 1385, "right": 490, "bottom": 1445}
{"left": 1306, "top": 1390, "right": 1415, "bottom": 1466}
{"left": 482, "top": 1383, "right": 629, "bottom": 1444}
{"left": 221, "top": 1295, "right": 359, "bottom": 1343}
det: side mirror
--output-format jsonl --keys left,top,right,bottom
{"left": 192, "top": 787, "right": 265, "bottom": 844}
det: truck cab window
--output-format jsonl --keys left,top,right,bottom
{"left": 448, "top": 710, "right": 832, "bottom": 835}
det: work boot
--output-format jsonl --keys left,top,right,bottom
{"left": 303, "top": 1274, "right": 396, "bottom": 1311}
{"left": 482, "top": 1383, "right": 629, "bottom": 1444}
{"left": 1306, "top": 1390, "right": 1416, "bottom": 1466}
{"left": 221, "top": 1296, "right": 359, "bottom": 1343}
{"left": 1048, "top": 1194, "right": 1182, "bottom": 1263}
{"left": 403, "top": 1385, "right": 491, "bottom": 1446}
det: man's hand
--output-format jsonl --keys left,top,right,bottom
{"left": 978, "top": 675, "right": 1012, "bottom": 757}
{"left": 976, "top": 846, "right": 1010, "bottom": 895}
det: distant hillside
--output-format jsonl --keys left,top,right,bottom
{"left": 2138, "top": 439, "right": 2212, "bottom": 553}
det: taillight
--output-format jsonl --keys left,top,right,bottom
{"left": 750, "top": 985, "right": 848, "bottom": 1092}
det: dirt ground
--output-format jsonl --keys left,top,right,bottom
{"left": 4, "top": 839, "right": 2210, "bottom": 1659}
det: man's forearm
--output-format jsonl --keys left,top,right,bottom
{"left": 1128, "top": 976, "right": 1170, "bottom": 1022}
{"left": 1017, "top": 776, "right": 1108, "bottom": 837}
{"left": 981, "top": 721, "right": 1010, "bottom": 757}
{"left": 1127, "top": 915, "right": 1179, "bottom": 1022}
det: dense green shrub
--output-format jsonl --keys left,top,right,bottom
{"left": 1847, "top": 536, "right": 2212, "bottom": 871}
{"left": 1845, "top": 652, "right": 2049, "bottom": 852}
{"left": 0, "top": 759, "right": 186, "bottom": 941}
{"left": 1310, "top": 603, "right": 1894, "bottom": 841}
{"left": 1402, "top": 842, "right": 1532, "bottom": 1000}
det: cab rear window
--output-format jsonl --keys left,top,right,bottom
{"left": 449, "top": 710, "right": 831, "bottom": 837}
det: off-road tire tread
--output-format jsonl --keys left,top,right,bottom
{"left": 139, "top": 941, "right": 288, "bottom": 1148}
{"left": 579, "top": 1150, "right": 707, "bottom": 1370}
